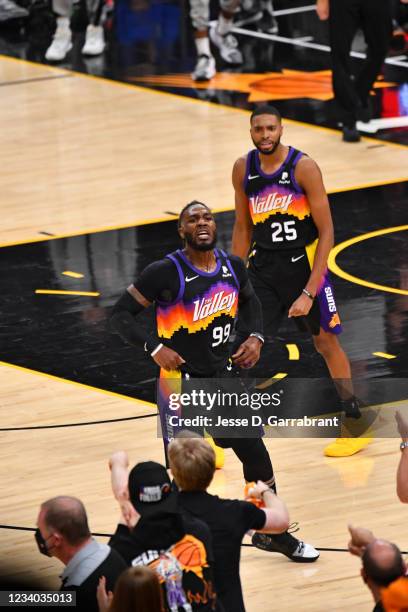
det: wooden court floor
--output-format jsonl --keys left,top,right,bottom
{"left": 1, "top": 55, "right": 408, "bottom": 611}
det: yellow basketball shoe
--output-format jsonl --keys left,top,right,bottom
{"left": 324, "top": 437, "right": 372, "bottom": 457}
{"left": 206, "top": 436, "right": 225, "bottom": 469}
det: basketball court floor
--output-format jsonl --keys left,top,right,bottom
{"left": 1, "top": 2, "right": 408, "bottom": 610}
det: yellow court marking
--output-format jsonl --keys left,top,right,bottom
{"left": 35, "top": 289, "right": 100, "bottom": 297}
{"left": 328, "top": 225, "right": 408, "bottom": 295}
{"left": 0, "top": 360, "right": 157, "bottom": 408}
{"left": 0, "top": 214, "right": 174, "bottom": 249}
{"left": 1, "top": 177, "right": 406, "bottom": 252}
{"left": 62, "top": 271, "right": 84, "bottom": 279}
{"left": 373, "top": 352, "right": 396, "bottom": 360}
{"left": 256, "top": 373, "right": 288, "bottom": 389}
{"left": 0, "top": 56, "right": 407, "bottom": 250}
{"left": 286, "top": 344, "right": 300, "bottom": 360}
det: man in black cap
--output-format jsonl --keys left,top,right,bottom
{"left": 108, "top": 452, "right": 220, "bottom": 612}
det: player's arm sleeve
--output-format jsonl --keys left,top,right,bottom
{"left": 230, "top": 256, "right": 263, "bottom": 336}
{"left": 109, "top": 260, "right": 178, "bottom": 353}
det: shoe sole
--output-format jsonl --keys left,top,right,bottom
{"left": 191, "top": 74, "right": 215, "bottom": 82}
{"left": 252, "top": 541, "right": 319, "bottom": 562}
{"left": 324, "top": 441, "right": 372, "bottom": 457}
{"left": 82, "top": 48, "right": 105, "bottom": 56}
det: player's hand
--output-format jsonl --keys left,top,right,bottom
{"left": 120, "top": 500, "right": 140, "bottom": 528}
{"left": 288, "top": 293, "right": 313, "bottom": 318}
{"left": 109, "top": 451, "right": 130, "bottom": 503}
{"left": 97, "top": 577, "right": 114, "bottom": 612}
{"left": 245, "top": 480, "right": 271, "bottom": 500}
{"left": 316, "top": 0, "right": 329, "bottom": 20}
{"left": 152, "top": 346, "right": 185, "bottom": 371}
{"left": 347, "top": 524, "right": 375, "bottom": 557}
{"left": 232, "top": 336, "right": 262, "bottom": 368}
{"left": 396, "top": 411, "right": 408, "bottom": 442}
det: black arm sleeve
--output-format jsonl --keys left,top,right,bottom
{"left": 110, "top": 292, "right": 161, "bottom": 352}
{"left": 109, "top": 259, "right": 179, "bottom": 352}
{"left": 229, "top": 255, "right": 263, "bottom": 336}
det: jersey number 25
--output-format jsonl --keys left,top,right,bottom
{"left": 271, "top": 220, "right": 297, "bottom": 242}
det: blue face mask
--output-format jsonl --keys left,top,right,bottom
{"left": 34, "top": 528, "right": 53, "bottom": 557}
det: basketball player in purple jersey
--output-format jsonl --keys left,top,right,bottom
{"left": 110, "top": 201, "right": 319, "bottom": 563}
{"left": 231, "top": 105, "right": 371, "bottom": 469}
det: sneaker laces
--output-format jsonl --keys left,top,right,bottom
{"left": 287, "top": 522, "right": 300, "bottom": 534}
{"left": 294, "top": 540, "right": 305, "bottom": 555}
{"left": 256, "top": 533, "right": 272, "bottom": 545}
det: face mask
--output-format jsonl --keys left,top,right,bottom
{"left": 35, "top": 528, "right": 53, "bottom": 557}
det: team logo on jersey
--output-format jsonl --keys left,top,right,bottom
{"left": 329, "top": 313, "right": 341, "bottom": 328}
{"left": 279, "top": 171, "right": 290, "bottom": 185}
{"left": 324, "top": 286, "right": 337, "bottom": 313}
{"left": 250, "top": 192, "right": 294, "bottom": 215}
{"left": 193, "top": 290, "right": 236, "bottom": 322}
{"left": 157, "top": 281, "right": 238, "bottom": 338}
{"left": 222, "top": 265, "right": 232, "bottom": 278}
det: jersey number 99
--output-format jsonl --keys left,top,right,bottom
{"left": 212, "top": 323, "right": 231, "bottom": 347}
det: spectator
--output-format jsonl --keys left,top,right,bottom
{"left": 168, "top": 437, "right": 290, "bottom": 612}
{"left": 396, "top": 411, "right": 408, "bottom": 503}
{"left": 381, "top": 575, "right": 408, "bottom": 612}
{"left": 97, "top": 566, "right": 164, "bottom": 612}
{"left": 190, "top": 0, "right": 242, "bottom": 81}
{"left": 316, "top": 0, "right": 392, "bottom": 142}
{"left": 348, "top": 524, "right": 375, "bottom": 556}
{"left": 35, "top": 496, "right": 126, "bottom": 612}
{"left": 361, "top": 540, "right": 406, "bottom": 612}
{"left": 189, "top": 0, "right": 278, "bottom": 81}
{"left": 45, "top": 0, "right": 105, "bottom": 62}
{"left": 108, "top": 454, "right": 220, "bottom": 612}
{"left": 348, "top": 526, "right": 406, "bottom": 612}
{"left": 236, "top": 0, "right": 278, "bottom": 34}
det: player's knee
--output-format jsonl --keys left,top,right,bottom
{"left": 313, "top": 332, "right": 338, "bottom": 358}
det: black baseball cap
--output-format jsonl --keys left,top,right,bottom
{"left": 128, "top": 461, "right": 178, "bottom": 517}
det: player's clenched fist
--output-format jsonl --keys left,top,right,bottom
{"left": 232, "top": 336, "right": 263, "bottom": 369}
{"left": 152, "top": 345, "right": 185, "bottom": 371}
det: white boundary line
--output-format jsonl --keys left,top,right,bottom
{"left": 230, "top": 26, "right": 408, "bottom": 69}
{"left": 273, "top": 5, "right": 316, "bottom": 16}
{"left": 294, "top": 36, "right": 315, "bottom": 42}
{"left": 357, "top": 116, "right": 408, "bottom": 133}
